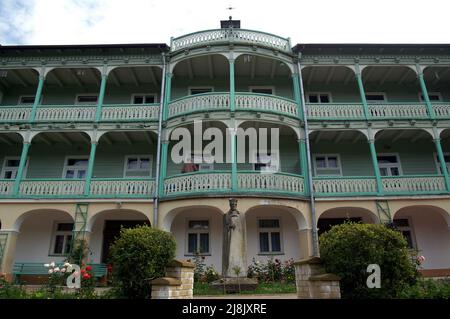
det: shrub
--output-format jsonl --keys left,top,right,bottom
{"left": 247, "top": 258, "right": 295, "bottom": 283}
{"left": 399, "top": 278, "right": 450, "bottom": 299}
{"left": 109, "top": 225, "right": 176, "bottom": 299}
{"left": 188, "top": 254, "right": 220, "bottom": 283}
{"left": 320, "top": 222, "right": 419, "bottom": 299}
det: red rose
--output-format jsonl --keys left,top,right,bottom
{"left": 83, "top": 273, "right": 91, "bottom": 280}
{"left": 80, "top": 269, "right": 86, "bottom": 274}
{"left": 107, "top": 264, "right": 113, "bottom": 271}
{"left": 85, "top": 265, "right": 92, "bottom": 271}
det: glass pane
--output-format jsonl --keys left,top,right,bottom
{"left": 77, "top": 170, "right": 86, "bottom": 179}
{"left": 20, "top": 96, "right": 35, "bottom": 104}
{"left": 68, "top": 159, "right": 88, "bottom": 167}
{"left": 327, "top": 157, "right": 338, "bottom": 168}
{"left": 390, "top": 167, "right": 400, "bottom": 176}
{"left": 379, "top": 167, "right": 388, "bottom": 176}
{"left": 4, "top": 171, "right": 13, "bottom": 179}
{"left": 144, "top": 95, "right": 155, "bottom": 103}
{"left": 139, "top": 158, "right": 150, "bottom": 169}
{"left": 199, "top": 233, "right": 209, "bottom": 253}
{"left": 190, "top": 88, "right": 212, "bottom": 95}
{"left": 377, "top": 156, "right": 398, "bottom": 164}
{"left": 77, "top": 95, "right": 98, "bottom": 103}
{"left": 188, "top": 233, "right": 197, "bottom": 253}
{"left": 6, "top": 159, "right": 20, "bottom": 167}
{"left": 429, "top": 95, "right": 441, "bottom": 101}
{"left": 64, "top": 235, "right": 73, "bottom": 254}
{"left": 53, "top": 235, "right": 64, "bottom": 254}
{"left": 57, "top": 223, "right": 74, "bottom": 231}
{"left": 189, "top": 220, "right": 209, "bottom": 230}
{"left": 366, "top": 94, "right": 385, "bottom": 101}
{"left": 319, "top": 94, "right": 330, "bottom": 103}
{"left": 316, "top": 157, "right": 326, "bottom": 168}
{"left": 259, "top": 233, "right": 270, "bottom": 252}
{"left": 271, "top": 232, "right": 281, "bottom": 252}
{"left": 259, "top": 219, "right": 280, "bottom": 228}
{"left": 65, "top": 170, "right": 75, "bottom": 178}
{"left": 308, "top": 95, "right": 318, "bottom": 103}
{"left": 443, "top": 155, "right": 450, "bottom": 163}
{"left": 252, "top": 88, "right": 272, "bottom": 94}
{"left": 127, "top": 159, "right": 138, "bottom": 169}
{"left": 133, "top": 96, "right": 144, "bottom": 104}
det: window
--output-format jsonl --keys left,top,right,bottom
{"left": 186, "top": 220, "right": 210, "bottom": 255}
{"left": 377, "top": 154, "right": 402, "bottom": 176}
{"left": 189, "top": 87, "right": 213, "bottom": 95}
{"left": 419, "top": 92, "right": 442, "bottom": 102}
{"left": 1, "top": 157, "right": 28, "bottom": 179}
{"left": 182, "top": 153, "right": 214, "bottom": 173}
{"left": 258, "top": 219, "right": 282, "bottom": 254}
{"left": 75, "top": 94, "right": 98, "bottom": 105}
{"left": 393, "top": 218, "right": 416, "bottom": 249}
{"left": 307, "top": 92, "right": 331, "bottom": 103}
{"left": 249, "top": 86, "right": 274, "bottom": 95}
{"left": 18, "top": 95, "right": 37, "bottom": 105}
{"left": 365, "top": 92, "right": 386, "bottom": 103}
{"left": 252, "top": 152, "right": 279, "bottom": 173}
{"left": 124, "top": 155, "right": 152, "bottom": 177}
{"left": 434, "top": 153, "right": 450, "bottom": 174}
{"left": 50, "top": 222, "right": 73, "bottom": 255}
{"left": 132, "top": 94, "right": 157, "bottom": 104}
{"left": 63, "top": 157, "right": 88, "bottom": 179}
{"left": 313, "top": 154, "right": 342, "bottom": 176}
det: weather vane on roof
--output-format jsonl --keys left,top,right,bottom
{"left": 226, "top": 5, "right": 235, "bottom": 20}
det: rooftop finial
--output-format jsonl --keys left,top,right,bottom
{"left": 221, "top": 6, "right": 240, "bottom": 29}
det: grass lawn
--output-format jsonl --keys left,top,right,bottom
{"left": 193, "top": 282, "right": 296, "bottom": 296}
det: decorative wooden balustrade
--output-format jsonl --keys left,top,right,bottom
{"left": 164, "top": 172, "right": 231, "bottom": 196}
{"left": 0, "top": 180, "right": 14, "bottom": 196}
{"left": 171, "top": 29, "right": 291, "bottom": 53}
{"left": 36, "top": 105, "right": 95, "bottom": 122}
{"left": 235, "top": 93, "right": 298, "bottom": 117}
{"left": 313, "top": 177, "right": 377, "bottom": 196}
{"left": 237, "top": 172, "right": 304, "bottom": 194}
{"left": 433, "top": 103, "right": 450, "bottom": 118}
{"left": 90, "top": 179, "right": 155, "bottom": 197}
{"left": 168, "top": 93, "right": 229, "bottom": 117}
{"left": 381, "top": 175, "right": 446, "bottom": 194}
{"left": 368, "top": 103, "right": 428, "bottom": 119}
{"left": 18, "top": 179, "right": 85, "bottom": 197}
{"left": 101, "top": 104, "right": 159, "bottom": 121}
{"left": 0, "top": 107, "right": 31, "bottom": 122}
{"left": 306, "top": 103, "right": 364, "bottom": 120}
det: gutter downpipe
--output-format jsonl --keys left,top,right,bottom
{"left": 297, "top": 55, "right": 319, "bottom": 257}
{"left": 153, "top": 52, "right": 167, "bottom": 229}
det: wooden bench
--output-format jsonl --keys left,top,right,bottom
{"left": 13, "top": 262, "right": 108, "bottom": 283}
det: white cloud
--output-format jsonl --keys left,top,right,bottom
{"left": 1, "top": 0, "right": 450, "bottom": 45}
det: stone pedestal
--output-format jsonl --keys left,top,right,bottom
{"left": 151, "top": 260, "right": 195, "bottom": 299}
{"left": 294, "top": 257, "right": 341, "bottom": 299}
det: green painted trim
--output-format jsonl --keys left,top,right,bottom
{"left": 84, "top": 142, "right": 97, "bottom": 195}
{"left": 171, "top": 28, "right": 290, "bottom": 42}
{"left": 158, "top": 141, "right": 169, "bottom": 196}
{"left": 298, "top": 139, "right": 309, "bottom": 195}
{"left": 13, "top": 142, "right": 30, "bottom": 195}
{"left": 231, "top": 133, "right": 237, "bottom": 191}
{"left": 292, "top": 73, "right": 303, "bottom": 120}
{"left": 95, "top": 74, "right": 108, "bottom": 122}
{"left": 355, "top": 66, "right": 369, "bottom": 120}
{"left": 368, "top": 141, "right": 383, "bottom": 194}
{"left": 29, "top": 76, "right": 45, "bottom": 123}
{"left": 418, "top": 73, "right": 436, "bottom": 119}
{"left": 229, "top": 60, "right": 235, "bottom": 112}
{"left": 163, "top": 73, "right": 172, "bottom": 121}
{"left": 434, "top": 138, "right": 450, "bottom": 191}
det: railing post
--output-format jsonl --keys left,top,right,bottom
{"left": 13, "top": 141, "right": 30, "bottom": 196}
{"left": 416, "top": 65, "right": 436, "bottom": 120}
{"left": 229, "top": 58, "right": 235, "bottom": 112}
{"left": 368, "top": 138, "right": 383, "bottom": 195}
{"left": 95, "top": 71, "right": 108, "bottom": 122}
{"left": 355, "top": 64, "right": 370, "bottom": 120}
{"left": 158, "top": 140, "right": 169, "bottom": 197}
{"left": 84, "top": 140, "right": 98, "bottom": 196}
{"left": 433, "top": 137, "right": 450, "bottom": 191}
{"left": 29, "top": 75, "right": 45, "bottom": 123}
{"left": 163, "top": 73, "right": 173, "bottom": 120}
{"left": 292, "top": 72, "right": 304, "bottom": 119}
{"left": 298, "top": 138, "right": 309, "bottom": 195}
{"left": 230, "top": 127, "right": 238, "bottom": 191}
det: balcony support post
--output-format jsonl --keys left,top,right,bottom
{"left": 29, "top": 74, "right": 45, "bottom": 123}
{"left": 163, "top": 73, "right": 173, "bottom": 121}
{"left": 292, "top": 72, "right": 303, "bottom": 119}
{"left": 229, "top": 58, "right": 235, "bottom": 112}
{"left": 355, "top": 64, "right": 370, "bottom": 120}
{"left": 416, "top": 65, "right": 436, "bottom": 120}
{"left": 230, "top": 125, "right": 238, "bottom": 191}
{"left": 95, "top": 70, "right": 108, "bottom": 122}
{"left": 298, "top": 138, "right": 309, "bottom": 194}
{"left": 368, "top": 137, "right": 383, "bottom": 194}
{"left": 84, "top": 140, "right": 98, "bottom": 196}
{"left": 13, "top": 140, "right": 31, "bottom": 196}
{"left": 158, "top": 139, "right": 169, "bottom": 197}
{"left": 433, "top": 137, "right": 450, "bottom": 191}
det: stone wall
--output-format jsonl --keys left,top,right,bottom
{"left": 151, "top": 260, "right": 195, "bottom": 299}
{"left": 294, "top": 257, "right": 341, "bottom": 299}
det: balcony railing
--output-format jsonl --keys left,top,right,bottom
{"left": 0, "top": 180, "right": 14, "bottom": 196}
{"left": 0, "top": 103, "right": 159, "bottom": 123}
{"left": 171, "top": 28, "right": 291, "bottom": 53}
{"left": 368, "top": 103, "right": 428, "bottom": 119}
{"left": 237, "top": 171, "right": 304, "bottom": 194}
{"left": 432, "top": 103, "right": 450, "bottom": 118}
{"left": 306, "top": 103, "right": 365, "bottom": 120}
{"left": 381, "top": 175, "right": 446, "bottom": 194}
{"left": 90, "top": 178, "right": 155, "bottom": 198}
{"left": 18, "top": 179, "right": 85, "bottom": 197}
{"left": 168, "top": 93, "right": 298, "bottom": 118}
{"left": 164, "top": 171, "right": 232, "bottom": 196}
{"left": 313, "top": 176, "right": 378, "bottom": 196}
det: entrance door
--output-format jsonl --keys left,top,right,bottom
{"left": 101, "top": 220, "right": 149, "bottom": 263}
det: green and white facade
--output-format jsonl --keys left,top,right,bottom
{"left": 1, "top": 24, "right": 450, "bottom": 279}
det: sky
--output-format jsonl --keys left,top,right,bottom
{"left": 1, "top": 0, "right": 450, "bottom": 46}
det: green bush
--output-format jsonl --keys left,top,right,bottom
{"left": 399, "top": 278, "right": 450, "bottom": 299}
{"left": 319, "top": 222, "right": 419, "bottom": 299}
{"left": 109, "top": 225, "right": 176, "bottom": 299}
{"left": 247, "top": 258, "right": 295, "bottom": 283}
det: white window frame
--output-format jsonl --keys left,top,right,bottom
{"left": 306, "top": 92, "right": 332, "bottom": 103}
{"left": 393, "top": 217, "right": 417, "bottom": 249}
{"left": 312, "top": 154, "right": 342, "bottom": 176}
{"left": 248, "top": 86, "right": 276, "bottom": 95}
{"left": 49, "top": 221, "right": 74, "bottom": 256}
{"left": 434, "top": 152, "right": 450, "bottom": 174}
{"left": 62, "top": 156, "right": 89, "bottom": 179}
{"left": 130, "top": 93, "right": 158, "bottom": 104}
{"left": 251, "top": 150, "right": 280, "bottom": 173}
{"left": 185, "top": 219, "right": 211, "bottom": 256}
{"left": 188, "top": 86, "right": 214, "bottom": 95}
{"left": 377, "top": 153, "right": 403, "bottom": 176}
{"left": 1, "top": 156, "right": 29, "bottom": 180}
{"left": 419, "top": 91, "right": 442, "bottom": 102}
{"left": 17, "top": 95, "right": 43, "bottom": 106}
{"left": 74, "top": 93, "right": 99, "bottom": 105}
{"left": 123, "top": 155, "right": 153, "bottom": 178}
{"left": 257, "top": 217, "right": 284, "bottom": 255}
{"left": 365, "top": 92, "right": 387, "bottom": 103}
